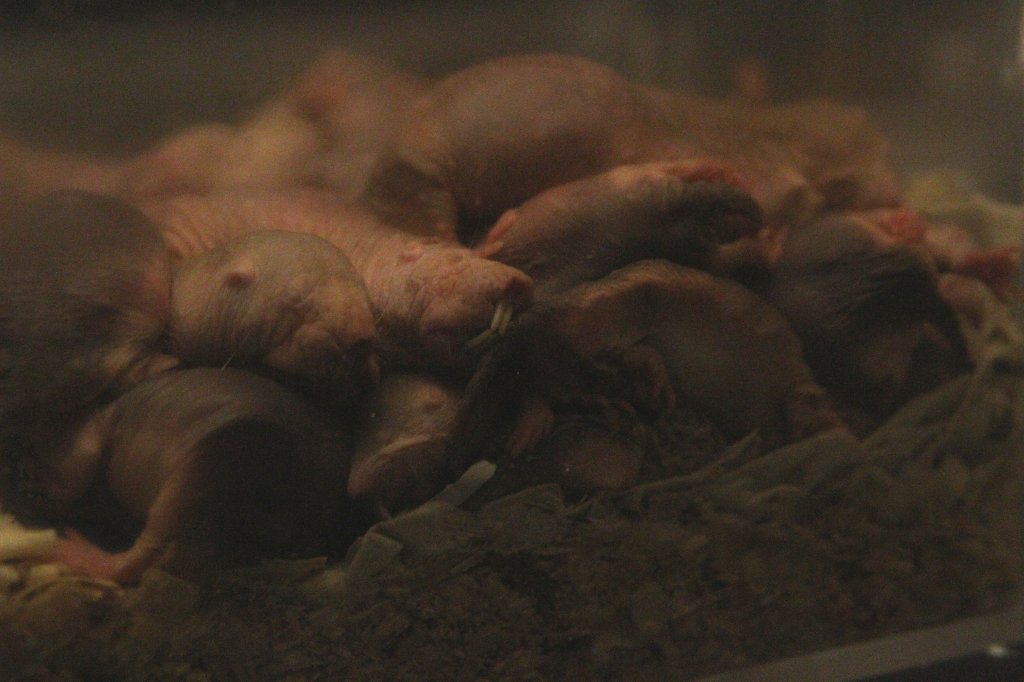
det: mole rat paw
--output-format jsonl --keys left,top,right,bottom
{"left": 620, "top": 345, "right": 676, "bottom": 414}
{"left": 506, "top": 394, "right": 556, "bottom": 458}
{"left": 784, "top": 383, "right": 846, "bottom": 442}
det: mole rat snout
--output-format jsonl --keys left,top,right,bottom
{"left": 406, "top": 252, "right": 535, "bottom": 364}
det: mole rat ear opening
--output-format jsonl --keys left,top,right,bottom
{"left": 223, "top": 257, "right": 257, "bottom": 289}
{"left": 398, "top": 241, "right": 426, "bottom": 263}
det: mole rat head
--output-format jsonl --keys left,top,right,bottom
{"left": 171, "top": 232, "right": 380, "bottom": 400}
{"left": 260, "top": 271, "right": 381, "bottom": 400}
{"left": 399, "top": 241, "right": 534, "bottom": 368}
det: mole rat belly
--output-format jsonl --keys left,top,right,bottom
{"left": 60, "top": 367, "right": 353, "bottom": 583}
{"left": 170, "top": 230, "right": 380, "bottom": 405}
{"left": 348, "top": 372, "right": 463, "bottom": 516}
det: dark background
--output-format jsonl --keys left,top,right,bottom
{"left": 0, "top": 1, "right": 1021, "bottom": 200}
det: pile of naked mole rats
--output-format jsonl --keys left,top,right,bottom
{"left": 0, "top": 50, "right": 1019, "bottom": 584}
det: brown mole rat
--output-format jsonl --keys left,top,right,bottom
{"left": 767, "top": 212, "right": 971, "bottom": 426}
{"left": 476, "top": 160, "right": 764, "bottom": 299}
{"left": 0, "top": 191, "right": 178, "bottom": 518}
{"left": 49, "top": 367, "right": 353, "bottom": 584}
{"left": 347, "top": 372, "right": 465, "bottom": 517}
{"left": 504, "top": 259, "right": 843, "bottom": 456}
{"left": 362, "top": 53, "right": 899, "bottom": 242}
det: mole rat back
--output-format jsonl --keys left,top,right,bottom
{"left": 54, "top": 367, "right": 355, "bottom": 582}
{"left": 0, "top": 190, "right": 175, "bottom": 434}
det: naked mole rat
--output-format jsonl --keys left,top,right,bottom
{"left": 347, "top": 372, "right": 465, "bottom": 516}
{"left": 49, "top": 367, "right": 353, "bottom": 584}
{"left": 0, "top": 190, "right": 178, "bottom": 517}
{"left": 141, "top": 190, "right": 534, "bottom": 372}
{"left": 0, "top": 191, "right": 176, "bottom": 420}
{"left": 363, "top": 53, "right": 899, "bottom": 241}
{"left": 768, "top": 212, "right": 971, "bottom": 422}
{"left": 476, "top": 160, "right": 764, "bottom": 298}
{"left": 505, "top": 259, "right": 843, "bottom": 454}
{"left": 170, "top": 230, "right": 380, "bottom": 405}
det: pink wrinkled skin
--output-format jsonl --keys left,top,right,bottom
{"left": 143, "top": 190, "right": 534, "bottom": 372}
{"left": 170, "top": 230, "right": 379, "bottom": 399}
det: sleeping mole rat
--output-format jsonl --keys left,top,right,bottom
{"left": 347, "top": 372, "right": 465, "bottom": 517}
{"left": 767, "top": 212, "right": 971, "bottom": 425}
{"left": 0, "top": 190, "right": 176, "bottom": 421}
{"left": 0, "top": 190, "right": 179, "bottom": 518}
{"left": 476, "top": 160, "right": 764, "bottom": 299}
{"left": 363, "top": 53, "right": 899, "bottom": 241}
{"left": 49, "top": 367, "right": 353, "bottom": 584}
{"left": 170, "top": 230, "right": 380, "bottom": 406}
{"left": 502, "top": 259, "right": 844, "bottom": 460}
{"left": 141, "top": 190, "right": 534, "bottom": 373}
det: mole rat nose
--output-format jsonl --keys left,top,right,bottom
{"left": 499, "top": 266, "right": 534, "bottom": 307}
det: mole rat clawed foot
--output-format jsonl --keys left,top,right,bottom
{"left": 782, "top": 383, "right": 847, "bottom": 443}
{"left": 50, "top": 527, "right": 167, "bottom": 585}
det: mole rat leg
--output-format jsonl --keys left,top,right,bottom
{"left": 506, "top": 392, "right": 556, "bottom": 457}
{"left": 51, "top": 526, "right": 167, "bottom": 585}
{"left": 110, "top": 449, "right": 209, "bottom": 583}
{"left": 40, "top": 406, "right": 117, "bottom": 512}
{"left": 53, "top": 448, "right": 201, "bottom": 584}
{"left": 553, "top": 270, "right": 673, "bottom": 412}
